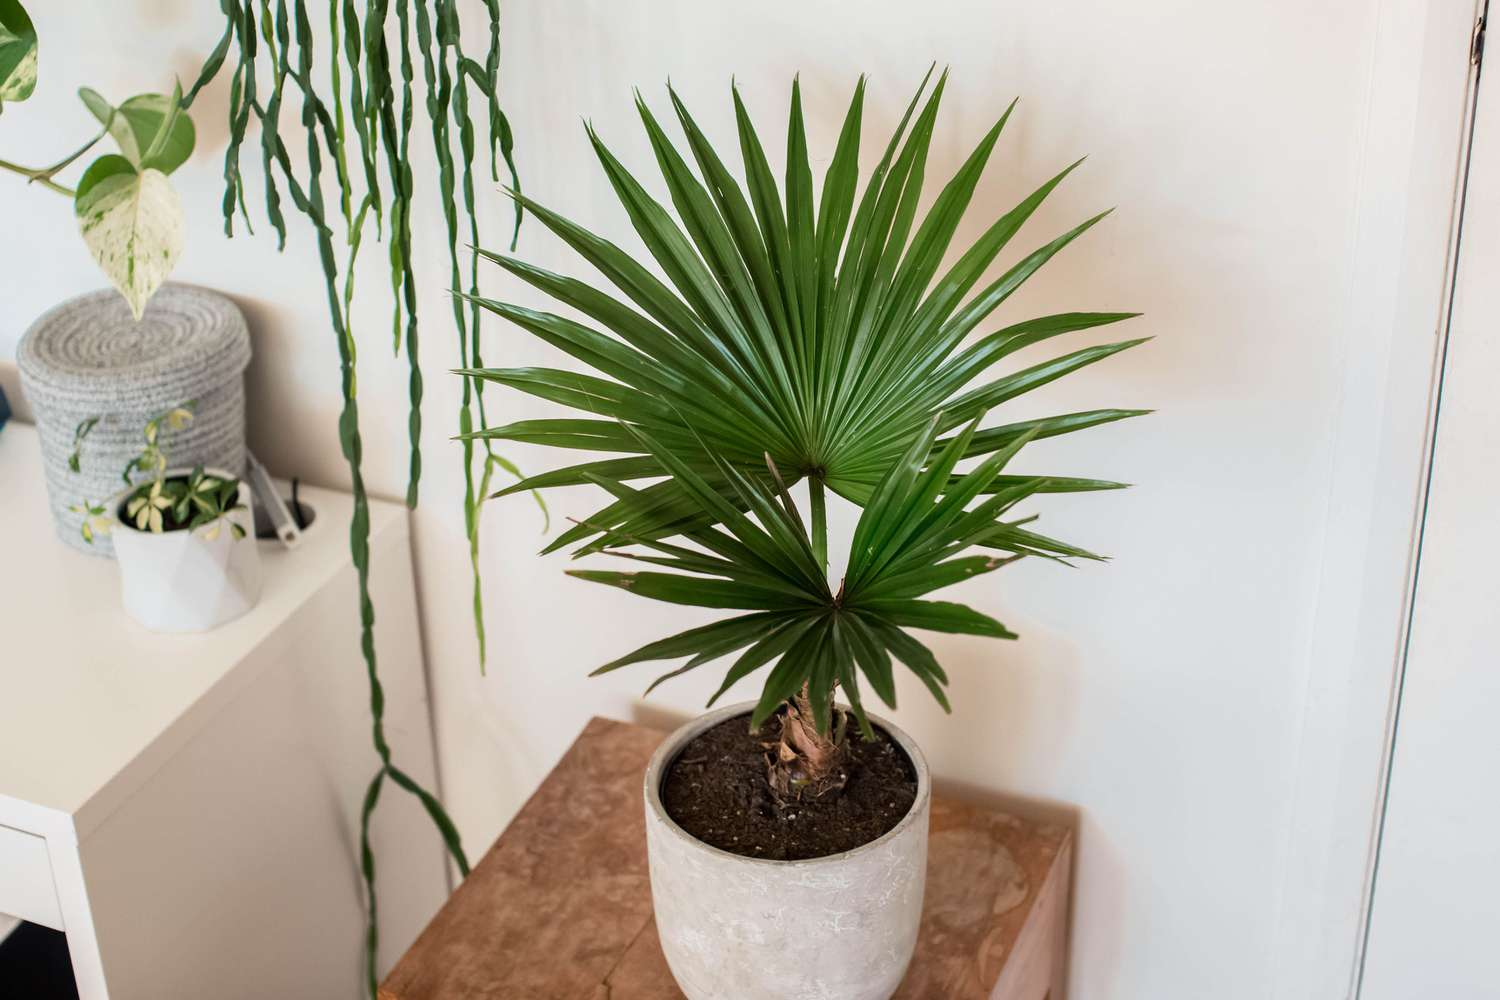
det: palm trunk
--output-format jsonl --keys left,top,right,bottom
{"left": 767, "top": 684, "right": 849, "bottom": 801}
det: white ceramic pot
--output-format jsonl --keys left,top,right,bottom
{"left": 644, "top": 701, "right": 930, "bottom": 1000}
{"left": 109, "top": 467, "right": 262, "bottom": 633}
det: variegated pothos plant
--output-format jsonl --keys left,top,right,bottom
{"left": 0, "top": 0, "right": 192, "bottom": 319}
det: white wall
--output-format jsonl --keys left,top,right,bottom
{"left": 0, "top": 2, "right": 1474, "bottom": 997}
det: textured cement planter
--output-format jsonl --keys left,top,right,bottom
{"left": 644, "top": 701, "right": 931, "bottom": 1000}
{"left": 110, "top": 468, "right": 262, "bottom": 633}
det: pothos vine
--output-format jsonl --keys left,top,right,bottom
{"left": 178, "top": 1, "right": 525, "bottom": 991}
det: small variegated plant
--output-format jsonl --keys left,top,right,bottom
{"left": 122, "top": 404, "right": 193, "bottom": 484}
{"left": 123, "top": 466, "right": 246, "bottom": 539}
{"left": 0, "top": 0, "right": 194, "bottom": 319}
{"left": 70, "top": 402, "right": 247, "bottom": 545}
{"left": 67, "top": 498, "right": 111, "bottom": 544}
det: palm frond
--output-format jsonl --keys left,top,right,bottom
{"left": 566, "top": 420, "right": 1061, "bottom": 733}
{"left": 468, "top": 72, "right": 1147, "bottom": 549}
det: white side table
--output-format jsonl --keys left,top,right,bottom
{"left": 0, "top": 422, "right": 449, "bottom": 998}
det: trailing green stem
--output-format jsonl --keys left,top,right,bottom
{"left": 0, "top": 156, "right": 77, "bottom": 196}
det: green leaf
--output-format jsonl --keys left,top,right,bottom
{"left": 706, "top": 615, "right": 819, "bottom": 707}
{"left": 830, "top": 618, "right": 875, "bottom": 740}
{"left": 859, "top": 554, "right": 1007, "bottom": 600}
{"left": 847, "top": 415, "right": 939, "bottom": 578}
{"left": 78, "top": 86, "right": 114, "bottom": 129}
{"left": 68, "top": 415, "right": 100, "bottom": 473}
{"left": 0, "top": 0, "right": 37, "bottom": 107}
{"left": 635, "top": 95, "right": 793, "bottom": 402}
{"left": 750, "top": 626, "right": 822, "bottom": 730}
{"left": 489, "top": 456, "right": 661, "bottom": 499}
{"left": 462, "top": 416, "right": 641, "bottom": 452}
{"left": 936, "top": 211, "right": 1115, "bottom": 353}
{"left": 942, "top": 338, "right": 1150, "bottom": 427}
{"left": 589, "top": 611, "right": 783, "bottom": 676}
{"left": 988, "top": 474, "right": 1131, "bottom": 494}
{"left": 941, "top": 310, "right": 1137, "bottom": 382}
{"left": 946, "top": 408, "right": 1152, "bottom": 459}
{"left": 619, "top": 424, "right": 819, "bottom": 587}
{"left": 139, "top": 79, "right": 189, "bottom": 171}
{"left": 861, "top": 599, "right": 1017, "bottom": 638}
{"left": 865, "top": 618, "right": 953, "bottom": 712}
{"left": 565, "top": 569, "right": 805, "bottom": 611}
{"left": 75, "top": 156, "right": 182, "bottom": 320}
{"left": 814, "top": 78, "right": 864, "bottom": 336}
{"left": 844, "top": 615, "right": 897, "bottom": 709}
{"left": 83, "top": 89, "right": 196, "bottom": 174}
{"left": 732, "top": 83, "right": 803, "bottom": 384}
{"left": 980, "top": 522, "right": 1107, "bottom": 563}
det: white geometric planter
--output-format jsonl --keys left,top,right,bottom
{"left": 644, "top": 702, "right": 931, "bottom": 1000}
{"left": 109, "top": 467, "right": 262, "bottom": 633}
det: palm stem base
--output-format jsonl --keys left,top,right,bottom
{"left": 766, "top": 691, "right": 850, "bottom": 801}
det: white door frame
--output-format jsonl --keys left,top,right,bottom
{"left": 1268, "top": 3, "right": 1486, "bottom": 997}
{"left": 1353, "top": 0, "right": 1496, "bottom": 992}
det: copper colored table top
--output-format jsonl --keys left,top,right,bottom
{"left": 380, "top": 717, "right": 1073, "bottom": 999}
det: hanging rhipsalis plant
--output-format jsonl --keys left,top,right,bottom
{"left": 173, "top": 1, "right": 523, "bottom": 993}
{"left": 465, "top": 70, "right": 1147, "bottom": 795}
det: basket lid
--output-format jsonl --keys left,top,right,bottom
{"left": 17, "top": 283, "right": 252, "bottom": 412}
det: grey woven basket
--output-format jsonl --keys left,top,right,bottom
{"left": 18, "top": 284, "right": 252, "bottom": 557}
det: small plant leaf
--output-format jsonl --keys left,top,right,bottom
{"left": 78, "top": 87, "right": 114, "bottom": 128}
{"left": 82, "top": 89, "right": 196, "bottom": 174}
{"left": 68, "top": 415, "right": 100, "bottom": 473}
{"left": 137, "top": 80, "right": 191, "bottom": 172}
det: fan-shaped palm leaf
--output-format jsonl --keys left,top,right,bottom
{"left": 464, "top": 70, "right": 1147, "bottom": 557}
{"left": 573, "top": 414, "right": 1089, "bottom": 734}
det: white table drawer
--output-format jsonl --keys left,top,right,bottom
{"left": 0, "top": 823, "right": 62, "bottom": 931}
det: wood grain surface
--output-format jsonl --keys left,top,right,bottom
{"left": 381, "top": 717, "right": 1072, "bottom": 1000}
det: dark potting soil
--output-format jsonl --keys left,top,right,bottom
{"left": 660, "top": 713, "right": 918, "bottom": 861}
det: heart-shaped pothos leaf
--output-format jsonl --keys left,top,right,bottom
{"left": 74, "top": 154, "right": 184, "bottom": 320}
{"left": 79, "top": 83, "right": 195, "bottom": 174}
{"left": 0, "top": 0, "right": 37, "bottom": 109}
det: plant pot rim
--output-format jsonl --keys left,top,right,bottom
{"left": 110, "top": 465, "right": 245, "bottom": 535}
{"left": 644, "top": 700, "right": 931, "bottom": 869}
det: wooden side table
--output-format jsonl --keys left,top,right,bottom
{"left": 381, "top": 717, "right": 1072, "bottom": 999}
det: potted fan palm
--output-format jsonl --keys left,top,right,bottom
{"left": 71, "top": 402, "right": 260, "bottom": 632}
{"left": 465, "top": 70, "right": 1146, "bottom": 999}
